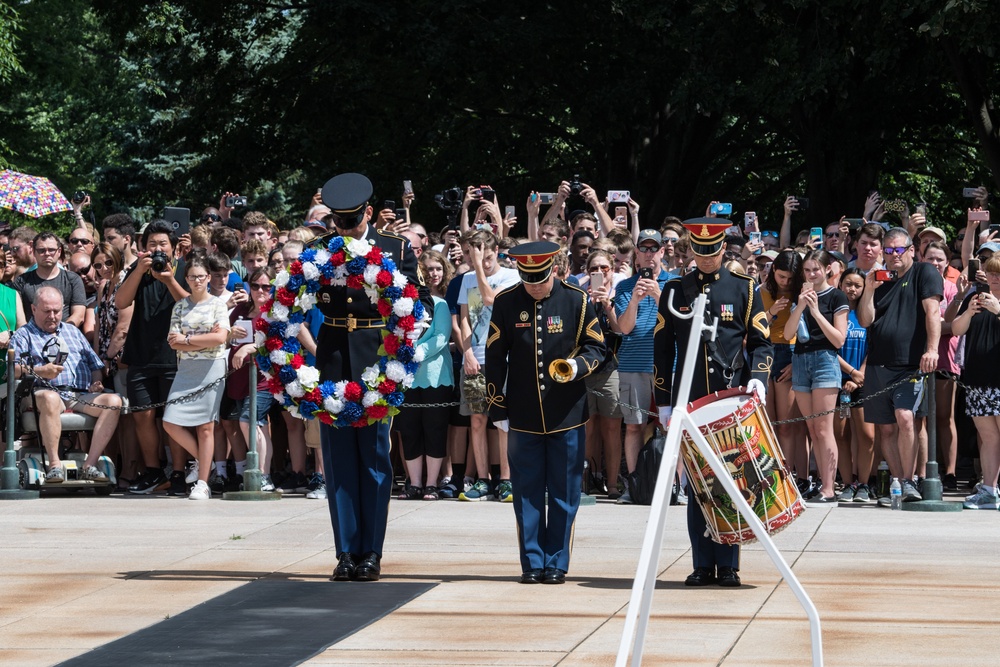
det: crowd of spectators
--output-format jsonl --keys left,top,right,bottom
{"left": 0, "top": 182, "right": 996, "bottom": 510}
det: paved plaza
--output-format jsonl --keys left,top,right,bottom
{"left": 0, "top": 489, "right": 996, "bottom": 666}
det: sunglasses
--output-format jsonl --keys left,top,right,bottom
{"left": 69, "top": 237, "right": 93, "bottom": 245}
{"left": 497, "top": 253, "right": 507, "bottom": 260}
{"left": 637, "top": 245, "right": 660, "bottom": 254}
{"left": 199, "top": 214, "right": 221, "bottom": 223}
{"left": 662, "top": 237, "right": 679, "bottom": 244}
{"left": 883, "top": 245, "right": 911, "bottom": 255}
{"left": 761, "top": 230, "right": 779, "bottom": 238}
{"left": 590, "top": 265, "right": 612, "bottom": 273}
{"left": 92, "top": 262, "right": 108, "bottom": 270}
{"left": 825, "top": 232, "right": 839, "bottom": 239}
{"left": 250, "top": 283, "right": 271, "bottom": 291}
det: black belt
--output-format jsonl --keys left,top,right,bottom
{"left": 323, "top": 315, "right": 384, "bottom": 332}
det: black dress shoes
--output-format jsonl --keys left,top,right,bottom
{"left": 520, "top": 569, "right": 544, "bottom": 584}
{"left": 332, "top": 553, "right": 356, "bottom": 581}
{"left": 684, "top": 567, "right": 716, "bottom": 586}
{"left": 542, "top": 568, "right": 566, "bottom": 584}
{"left": 354, "top": 552, "right": 381, "bottom": 581}
{"left": 717, "top": 566, "right": 741, "bottom": 587}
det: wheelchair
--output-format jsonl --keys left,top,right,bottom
{"left": 5, "top": 376, "right": 118, "bottom": 495}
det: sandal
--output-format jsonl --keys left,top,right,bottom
{"left": 422, "top": 485, "right": 440, "bottom": 500}
{"left": 397, "top": 484, "right": 423, "bottom": 500}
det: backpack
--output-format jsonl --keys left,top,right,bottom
{"left": 628, "top": 429, "right": 667, "bottom": 505}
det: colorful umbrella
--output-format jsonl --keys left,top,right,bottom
{"left": 0, "top": 170, "right": 73, "bottom": 218}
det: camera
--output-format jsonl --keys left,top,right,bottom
{"left": 226, "top": 195, "right": 247, "bottom": 208}
{"left": 149, "top": 250, "right": 170, "bottom": 272}
{"left": 569, "top": 175, "right": 583, "bottom": 197}
{"left": 72, "top": 190, "right": 87, "bottom": 204}
{"left": 434, "top": 187, "right": 464, "bottom": 211}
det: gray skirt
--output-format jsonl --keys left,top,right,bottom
{"left": 162, "top": 357, "right": 227, "bottom": 427}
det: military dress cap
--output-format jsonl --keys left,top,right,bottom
{"left": 321, "top": 173, "right": 373, "bottom": 227}
{"left": 507, "top": 241, "right": 561, "bottom": 283}
{"left": 637, "top": 229, "right": 662, "bottom": 247}
{"left": 683, "top": 217, "right": 732, "bottom": 256}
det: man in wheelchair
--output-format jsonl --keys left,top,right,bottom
{"left": 9, "top": 287, "right": 122, "bottom": 483}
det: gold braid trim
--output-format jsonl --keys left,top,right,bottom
{"left": 486, "top": 321, "right": 501, "bottom": 348}
{"left": 752, "top": 311, "right": 770, "bottom": 337}
{"left": 486, "top": 382, "right": 506, "bottom": 408}
{"left": 654, "top": 311, "right": 665, "bottom": 335}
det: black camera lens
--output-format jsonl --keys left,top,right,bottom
{"left": 149, "top": 251, "right": 169, "bottom": 272}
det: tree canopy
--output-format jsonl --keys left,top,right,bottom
{"left": 1, "top": 0, "right": 999, "bottom": 237}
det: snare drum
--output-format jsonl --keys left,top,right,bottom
{"left": 680, "top": 387, "right": 804, "bottom": 545}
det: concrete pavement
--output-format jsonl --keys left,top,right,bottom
{"left": 0, "top": 490, "right": 996, "bottom": 666}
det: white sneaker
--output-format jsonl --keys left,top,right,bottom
{"left": 188, "top": 480, "right": 211, "bottom": 500}
{"left": 261, "top": 475, "right": 276, "bottom": 492}
{"left": 185, "top": 461, "right": 199, "bottom": 484}
{"left": 963, "top": 485, "right": 999, "bottom": 510}
{"left": 306, "top": 483, "right": 327, "bottom": 499}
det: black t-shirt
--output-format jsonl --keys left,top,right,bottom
{"left": 868, "top": 262, "right": 943, "bottom": 367}
{"left": 793, "top": 286, "right": 849, "bottom": 354}
{"left": 11, "top": 268, "right": 86, "bottom": 321}
{"left": 957, "top": 293, "right": 1000, "bottom": 389}
{"left": 120, "top": 262, "right": 189, "bottom": 369}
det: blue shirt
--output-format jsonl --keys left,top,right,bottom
{"left": 413, "top": 297, "right": 455, "bottom": 389}
{"left": 10, "top": 320, "right": 104, "bottom": 391}
{"left": 613, "top": 271, "right": 672, "bottom": 373}
{"left": 840, "top": 309, "right": 867, "bottom": 380}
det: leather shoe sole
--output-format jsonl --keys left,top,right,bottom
{"left": 520, "top": 569, "right": 544, "bottom": 584}
{"left": 717, "top": 567, "right": 741, "bottom": 587}
{"left": 684, "top": 568, "right": 716, "bottom": 586}
{"left": 542, "top": 568, "right": 565, "bottom": 584}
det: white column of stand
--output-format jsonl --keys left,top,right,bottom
{"left": 614, "top": 291, "right": 823, "bottom": 667}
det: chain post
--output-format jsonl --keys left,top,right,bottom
{"left": 242, "top": 361, "right": 262, "bottom": 492}
{"left": 0, "top": 348, "right": 39, "bottom": 499}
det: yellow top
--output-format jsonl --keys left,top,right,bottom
{"left": 760, "top": 289, "right": 796, "bottom": 344}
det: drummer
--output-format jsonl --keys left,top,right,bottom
{"left": 653, "top": 219, "right": 773, "bottom": 588}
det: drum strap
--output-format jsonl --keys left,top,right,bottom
{"left": 682, "top": 277, "right": 744, "bottom": 388}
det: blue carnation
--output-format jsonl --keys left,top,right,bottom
{"left": 287, "top": 311, "right": 305, "bottom": 324}
{"left": 383, "top": 286, "right": 402, "bottom": 300}
{"left": 379, "top": 357, "right": 388, "bottom": 372}
{"left": 319, "top": 381, "right": 337, "bottom": 397}
{"left": 320, "top": 262, "right": 337, "bottom": 278}
{"left": 306, "top": 279, "right": 321, "bottom": 293}
{"left": 413, "top": 300, "right": 425, "bottom": 320}
{"left": 396, "top": 345, "right": 414, "bottom": 363}
{"left": 283, "top": 338, "right": 300, "bottom": 354}
{"left": 341, "top": 402, "right": 364, "bottom": 423}
{"left": 386, "top": 314, "right": 398, "bottom": 331}
{"left": 382, "top": 258, "right": 397, "bottom": 273}
{"left": 257, "top": 355, "right": 272, "bottom": 373}
{"left": 404, "top": 361, "right": 420, "bottom": 375}
{"left": 268, "top": 321, "right": 286, "bottom": 337}
{"left": 387, "top": 391, "right": 405, "bottom": 407}
{"left": 287, "top": 274, "right": 304, "bottom": 291}
{"left": 279, "top": 365, "right": 297, "bottom": 383}
{"left": 300, "top": 248, "right": 316, "bottom": 263}
{"left": 347, "top": 255, "right": 368, "bottom": 274}
{"left": 299, "top": 400, "right": 318, "bottom": 416}
{"left": 328, "top": 237, "right": 344, "bottom": 252}
{"left": 283, "top": 394, "right": 294, "bottom": 407}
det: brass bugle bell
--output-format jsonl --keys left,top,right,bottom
{"left": 549, "top": 358, "right": 573, "bottom": 383}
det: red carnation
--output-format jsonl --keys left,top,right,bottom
{"left": 263, "top": 298, "right": 274, "bottom": 313}
{"left": 378, "top": 379, "right": 397, "bottom": 394}
{"left": 366, "top": 247, "right": 383, "bottom": 263}
{"left": 253, "top": 316, "right": 268, "bottom": 332}
{"left": 346, "top": 275, "right": 364, "bottom": 290}
{"left": 402, "top": 284, "right": 419, "bottom": 299}
{"left": 290, "top": 354, "right": 304, "bottom": 369}
{"left": 329, "top": 251, "right": 346, "bottom": 266}
{"left": 376, "top": 299, "right": 392, "bottom": 317}
{"left": 344, "top": 382, "right": 363, "bottom": 402}
{"left": 265, "top": 337, "right": 284, "bottom": 352}
{"left": 382, "top": 334, "right": 400, "bottom": 355}
{"left": 318, "top": 412, "right": 334, "bottom": 425}
{"left": 376, "top": 270, "right": 393, "bottom": 288}
{"left": 367, "top": 405, "right": 389, "bottom": 421}
{"left": 397, "top": 315, "right": 415, "bottom": 332}
{"left": 276, "top": 288, "right": 296, "bottom": 307}
{"left": 288, "top": 260, "right": 303, "bottom": 275}
{"left": 353, "top": 417, "right": 369, "bottom": 428}
{"left": 266, "top": 376, "right": 285, "bottom": 393}
{"left": 304, "top": 388, "right": 322, "bottom": 404}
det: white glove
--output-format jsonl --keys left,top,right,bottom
{"left": 493, "top": 419, "right": 509, "bottom": 432}
{"left": 746, "top": 378, "right": 767, "bottom": 406}
{"left": 658, "top": 406, "right": 672, "bottom": 427}
{"left": 566, "top": 358, "right": 578, "bottom": 381}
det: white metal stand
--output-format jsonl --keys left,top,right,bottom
{"left": 615, "top": 291, "right": 823, "bottom": 667}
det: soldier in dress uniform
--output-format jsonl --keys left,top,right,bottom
{"left": 653, "top": 219, "right": 773, "bottom": 588}
{"left": 485, "top": 241, "right": 607, "bottom": 584}
{"left": 315, "top": 173, "right": 420, "bottom": 582}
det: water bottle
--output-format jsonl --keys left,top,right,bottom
{"left": 838, "top": 390, "right": 851, "bottom": 419}
{"left": 876, "top": 461, "right": 890, "bottom": 498}
{"left": 795, "top": 307, "right": 810, "bottom": 343}
{"left": 890, "top": 477, "right": 902, "bottom": 510}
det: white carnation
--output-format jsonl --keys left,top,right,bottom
{"left": 314, "top": 248, "right": 331, "bottom": 265}
{"left": 334, "top": 380, "right": 349, "bottom": 399}
{"left": 271, "top": 303, "right": 289, "bottom": 321}
{"left": 287, "top": 404, "right": 301, "bottom": 419}
{"left": 363, "top": 286, "right": 379, "bottom": 304}
{"left": 363, "top": 263, "right": 380, "bottom": 285}
{"left": 297, "top": 292, "right": 317, "bottom": 310}
{"left": 286, "top": 380, "right": 305, "bottom": 398}
{"left": 385, "top": 360, "right": 406, "bottom": 382}
{"left": 323, "top": 396, "right": 344, "bottom": 414}
{"left": 271, "top": 392, "right": 285, "bottom": 402}
{"left": 285, "top": 322, "right": 301, "bottom": 339}
{"left": 273, "top": 270, "right": 290, "bottom": 288}
{"left": 402, "top": 373, "right": 415, "bottom": 387}
{"left": 253, "top": 331, "right": 266, "bottom": 347}
{"left": 393, "top": 297, "right": 414, "bottom": 317}
{"left": 302, "top": 261, "right": 320, "bottom": 281}
{"left": 270, "top": 350, "right": 289, "bottom": 366}
{"left": 348, "top": 238, "right": 373, "bottom": 257}
{"left": 412, "top": 347, "right": 425, "bottom": 363}
{"left": 296, "top": 366, "right": 320, "bottom": 387}
{"left": 261, "top": 370, "right": 273, "bottom": 381}
{"left": 362, "top": 390, "right": 381, "bottom": 408}
{"left": 361, "top": 365, "right": 380, "bottom": 385}
{"left": 393, "top": 272, "right": 407, "bottom": 288}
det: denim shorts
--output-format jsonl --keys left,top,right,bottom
{"left": 791, "top": 349, "right": 841, "bottom": 392}
{"left": 773, "top": 343, "right": 794, "bottom": 377}
{"left": 239, "top": 390, "right": 275, "bottom": 425}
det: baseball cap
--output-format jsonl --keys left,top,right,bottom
{"left": 918, "top": 226, "right": 947, "bottom": 243}
{"left": 637, "top": 229, "right": 662, "bottom": 247}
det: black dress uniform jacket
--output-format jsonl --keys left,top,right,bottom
{"left": 485, "top": 280, "right": 607, "bottom": 434}
{"left": 314, "top": 226, "right": 420, "bottom": 383}
{"left": 653, "top": 266, "right": 772, "bottom": 406}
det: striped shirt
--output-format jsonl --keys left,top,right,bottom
{"left": 613, "top": 272, "right": 672, "bottom": 373}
